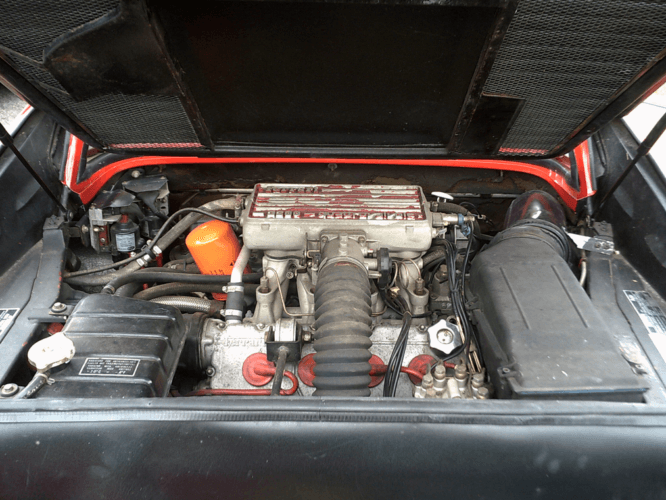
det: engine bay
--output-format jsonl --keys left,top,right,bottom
{"left": 3, "top": 173, "right": 653, "bottom": 403}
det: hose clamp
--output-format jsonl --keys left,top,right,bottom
{"left": 224, "top": 285, "right": 244, "bottom": 293}
{"left": 136, "top": 255, "right": 152, "bottom": 267}
{"left": 457, "top": 213, "right": 472, "bottom": 237}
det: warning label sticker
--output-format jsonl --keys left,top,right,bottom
{"left": 624, "top": 290, "right": 666, "bottom": 362}
{"left": 0, "top": 308, "right": 20, "bottom": 339}
{"left": 79, "top": 358, "right": 140, "bottom": 377}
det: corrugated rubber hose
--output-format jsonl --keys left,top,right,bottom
{"left": 313, "top": 262, "right": 373, "bottom": 397}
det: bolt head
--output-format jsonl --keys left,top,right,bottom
{"left": 1, "top": 383, "right": 18, "bottom": 396}
{"left": 131, "top": 170, "right": 142, "bottom": 178}
{"left": 434, "top": 364, "right": 447, "bottom": 379}
{"left": 205, "top": 366, "right": 216, "bottom": 377}
{"left": 99, "top": 238, "right": 107, "bottom": 244}
{"left": 51, "top": 302, "right": 67, "bottom": 313}
{"left": 418, "top": 324, "right": 427, "bottom": 332}
{"left": 256, "top": 323, "right": 266, "bottom": 330}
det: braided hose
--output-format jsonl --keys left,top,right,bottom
{"left": 313, "top": 261, "right": 373, "bottom": 397}
{"left": 150, "top": 296, "right": 222, "bottom": 316}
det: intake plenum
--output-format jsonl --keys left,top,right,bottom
{"left": 313, "top": 236, "right": 373, "bottom": 397}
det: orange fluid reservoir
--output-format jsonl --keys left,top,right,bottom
{"left": 185, "top": 220, "right": 246, "bottom": 300}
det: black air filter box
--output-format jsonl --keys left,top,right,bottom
{"left": 469, "top": 225, "right": 646, "bottom": 401}
{"left": 36, "top": 294, "right": 187, "bottom": 398}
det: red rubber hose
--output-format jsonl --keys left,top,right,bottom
{"left": 187, "top": 366, "right": 299, "bottom": 396}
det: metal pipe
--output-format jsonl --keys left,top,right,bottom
{"left": 226, "top": 245, "right": 251, "bottom": 324}
{"left": 579, "top": 258, "right": 588, "bottom": 287}
{"left": 231, "top": 245, "right": 250, "bottom": 283}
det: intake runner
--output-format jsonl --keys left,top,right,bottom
{"left": 313, "top": 235, "right": 373, "bottom": 397}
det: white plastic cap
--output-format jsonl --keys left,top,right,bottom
{"left": 431, "top": 191, "right": 454, "bottom": 201}
{"left": 27, "top": 332, "right": 75, "bottom": 372}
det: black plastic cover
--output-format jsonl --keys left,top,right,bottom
{"left": 36, "top": 294, "right": 187, "bottom": 398}
{"left": 469, "top": 227, "right": 646, "bottom": 401}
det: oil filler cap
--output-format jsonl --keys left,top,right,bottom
{"left": 27, "top": 332, "right": 75, "bottom": 372}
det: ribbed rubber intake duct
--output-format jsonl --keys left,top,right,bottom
{"left": 313, "top": 236, "right": 372, "bottom": 397}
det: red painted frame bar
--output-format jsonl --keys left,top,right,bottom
{"left": 63, "top": 135, "right": 595, "bottom": 209}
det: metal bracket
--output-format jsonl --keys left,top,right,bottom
{"left": 265, "top": 328, "right": 302, "bottom": 363}
{"left": 567, "top": 233, "right": 615, "bottom": 255}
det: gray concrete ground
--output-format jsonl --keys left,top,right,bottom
{"left": 0, "top": 84, "right": 27, "bottom": 129}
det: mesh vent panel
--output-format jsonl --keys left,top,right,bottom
{"left": 0, "top": 0, "right": 119, "bottom": 61}
{"left": 64, "top": 94, "right": 202, "bottom": 147}
{"left": 0, "top": 0, "right": 202, "bottom": 148}
{"left": 4, "top": 54, "right": 69, "bottom": 94}
{"left": 485, "top": 0, "right": 666, "bottom": 155}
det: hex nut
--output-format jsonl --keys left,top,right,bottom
{"left": 421, "top": 371, "right": 434, "bottom": 390}
{"left": 471, "top": 373, "right": 485, "bottom": 388}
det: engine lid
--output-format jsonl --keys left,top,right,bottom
{"left": 2, "top": 0, "right": 666, "bottom": 159}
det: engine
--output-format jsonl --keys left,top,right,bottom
{"left": 15, "top": 182, "right": 645, "bottom": 402}
{"left": 196, "top": 183, "right": 483, "bottom": 398}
